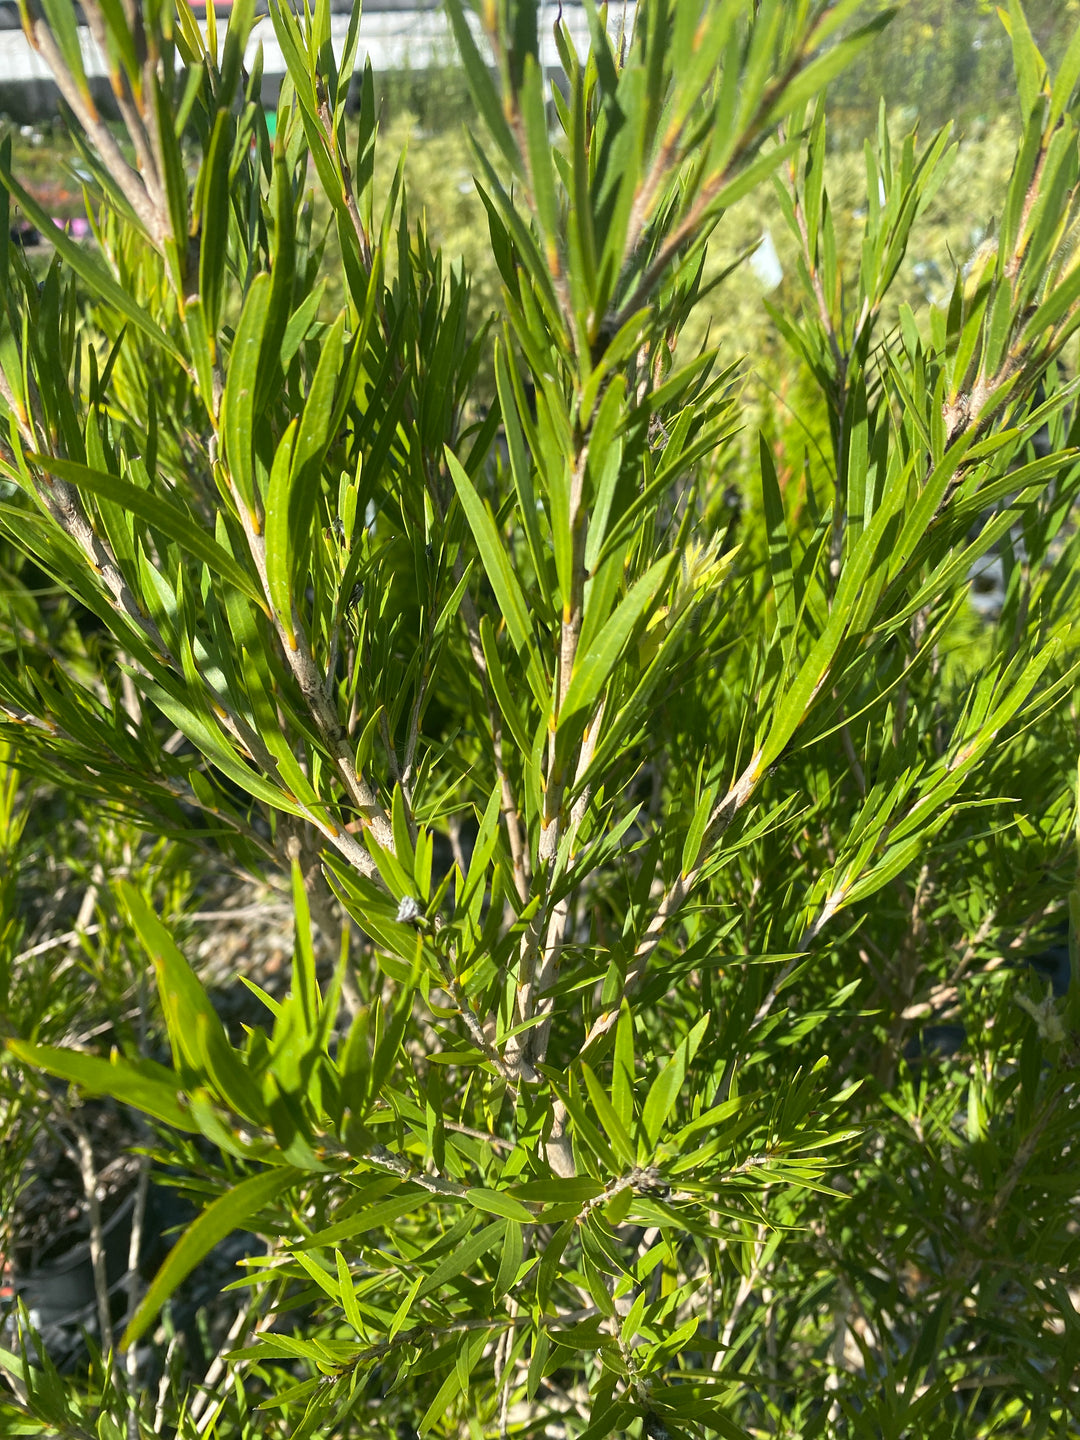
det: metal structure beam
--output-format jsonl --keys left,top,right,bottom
{"left": 0, "top": 5, "right": 621, "bottom": 122}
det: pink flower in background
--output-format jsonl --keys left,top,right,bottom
{"left": 51, "top": 217, "right": 89, "bottom": 237}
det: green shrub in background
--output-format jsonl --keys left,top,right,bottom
{"left": 1, "top": 0, "right": 1080, "bottom": 1436}
{"left": 830, "top": 0, "right": 1080, "bottom": 134}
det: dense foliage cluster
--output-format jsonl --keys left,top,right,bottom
{"left": 1, "top": 1, "right": 1080, "bottom": 1436}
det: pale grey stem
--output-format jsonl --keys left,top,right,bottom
{"left": 120, "top": 669, "right": 143, "bottom": 729}
{"left": 35, "top": 473, "right": 172, "bottom": 657}
{"left": 622, "top": 129, "right": 684, "bottom": 276}
{"left": 838, "top": 709, "right": 867, "bottom": 796}
{"left": 152, "top": 1336, "right": 179, "bottom": 1434}
{"left": 11, "top": 925, "right": 102, "bottom": 963}
{"left": 527, "top": 896, "right": 570, "bottom": 1069}
{"left": 507, "top": 445, "right": 590, "bottom": 1077}
{"left": 718, "top": 1224, "right": 768, "bottom": 1355}
{"left": 494, "top": 1325, "right": 513, "bottom": 1437}
{"left": 26, "top": 20, "right": 163, "bottom": 244}
{"left": 752, "top": 955, "right": 800, "bottom": 1034}
{"left": 317, "top": 96, "right": 373, "bottom": 275}
{"left": 323, "top": 623, "right": 341, "bottom": 702}
{"left": 378, "top": 707, "right": 404, "bottom": 788}
{"left": 578, "top": 750, "right": 764, "bottom": 1052}
{"left": 229, "top": 485, "right": 395, "bottom": 855}
{"left": 446, "top": 972, "right": 520, "bottom": 1086}
{"left": 545, "top": 1098, "right": 576, "bottom": 1179}
{"left": 459, "top": 588, "right": 531, "bottom": 900}
{"left": 123, "top": 1153, "right": 151, "bottom": 1406}
{"left": 529, "top": 700, "right": 606, "bottom": 1067}
{"left": 188, "top": 1295, "right": 262, "bottom": 1427}
{"left": 80, "top": 1, "right": 166, "bottom": 225}
{"left": 401, "top": 667, "right": 430, "bottom": 803}
{"left": 72, "top": 1123, "right": 114, "bottom": 1359}
{"left": 361, "top": 1144, "right": 469, "bottom": 1197}
{"left": 448, "top": 813, "right": 469, "bottom": 877}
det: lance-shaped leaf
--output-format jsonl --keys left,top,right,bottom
{"left": 762, "top": 10, "right": 897, "bottom": 129}
{"left": 465, "top": 1188, "right": 535, "bottom": 1223}
{"left": 286, "top": 311, "right": 347, "bottom": 579}
{"left": 581, "top": 1062, "right": 637, "bottom": 1168}
{"left": 121, "top": 1165, "right": 301, "bottom": 1349}
{"left": 27, "top": 453, "right": 264, "bottom": 607}
{"left": 560, "top": 553, "right": 673, "bottom": 728}
{"left": 445, "top": 446, "right": 533, "bottom": 655}
{"left": 760, "top": 434, "right": 797, "bottom": 671}
{"left": 5, "top": 1040, "right": 197, "bottom": 1132}
{"left": 642, "top": 1013, "right": 709, "bottom": 1150}
{"left": 120, "top": 881, "right": 268, "bottom": 1123}
{"left": 416, "top": 1218, "right": 506, "bottom": 1299}
{"left": 444, "top": 0, "right": 521, "bottom": 178}
{"left": 221, "top": 273, "right": 273, "bottom": 517}
{"left": 198, "top": 110, "right": 233, "bottom": 342}
{"left": 264, "top": 417, "right": 301, "bottom": 643}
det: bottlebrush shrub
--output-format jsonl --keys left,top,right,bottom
{"left": 2, "top": 0, "right": 1080, "bottom": 1436}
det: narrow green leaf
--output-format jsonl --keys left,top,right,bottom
{"left": 293, "top": 313, "right": 348, "bottom": 482}
{"left": 299, "top": 1190, "right": 427, "bottom": 1248}
{"left": 1005, "top": 0, "right": 1047, "bottom": 120}
{"left": 1049, "top": 18, "right": 1080, "bottom": 126}
{"left": 581, "top": 1062, "right": 636, "bottom": 1168}
{"left": 416, "top": 1218, "right": 505, "bottom": 1298}
{"left": 39, "top": 0, "right": 94, "bottom": 107}
{"left": 291, "top": 1247, "right": 341, "bottom": 1305}
{"left": 199, "top": 110, "right": 233, "bottom": 339}
{"left": 289, "top": 855, "right": 319, "bottom": 1031}
{"left": 389, "top": 1273, "right": 424, "bottom": 1341}
{"left": 494, "top": 340, "right": 551, "bottom": 616}
{"left": 264, "top": 417, "right": 300, "bottom": 641}
{"left": 285, "top": 312, "right": 346, "bottom": 588}
{"left": 493, "top": 1217, "right": 524, "bottom": 1303}
{"left": 760, "top": 434, "right": 796, "bottom": 670}
{"left": 222, "top": 273, "right": 273, "bottom": 517}
{"left": 641, "top": 1043, "right": 687, "bottom": 1150}
{"left": 560, "top": 554, "right": 671, "bottom": 725}
{"left": 419, "top": 1330, "right": 488, "bottom": 1435}
{"left": 681, "top": 781, "right": 718, "bottom": 878}
{"left": 5, "top": 1040, "right": 196, "bottom": 1132}
{"left": 255, "top": 150, "right": 300, "bottom": 417}
{"left": 445, "top": 446, "right": 533, "bottom": 655}
{"left": 520, "top": 54, "right": 560, "bottom": 264}
{"left": 444, "top": 0, "right": 522, "bottom": 177}
{"left": 611, "top": 1000, "right": 635, "bottom": 1136}
{"left": 150, "top": 74, "right": 190, "bottom": 291}
{"left": 335, "top": 1249, "right": 364, "bottom": 1333}
{"left": 27, "top": 453, "right": 263, "bottom": 607}
{"left": 121, "top": 1166, "right": 301, "bottom": 1349}
{"left": 135, "top": 675, "right": 309, "bottom": 815}
{"left": 122, "top": 883, "right": 267, "bottom": 1123}
{"left": 479, "top": 614, "right": 531, "bottom": 754}
{"left": 465, "top": 1188, "right": 535, "bottom": 1223}
{"left": 510, "top": 1177, "right": 606, "bottom": 1204}
{"left": 762, "top": 12, "right": 896, "bottom": 128}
